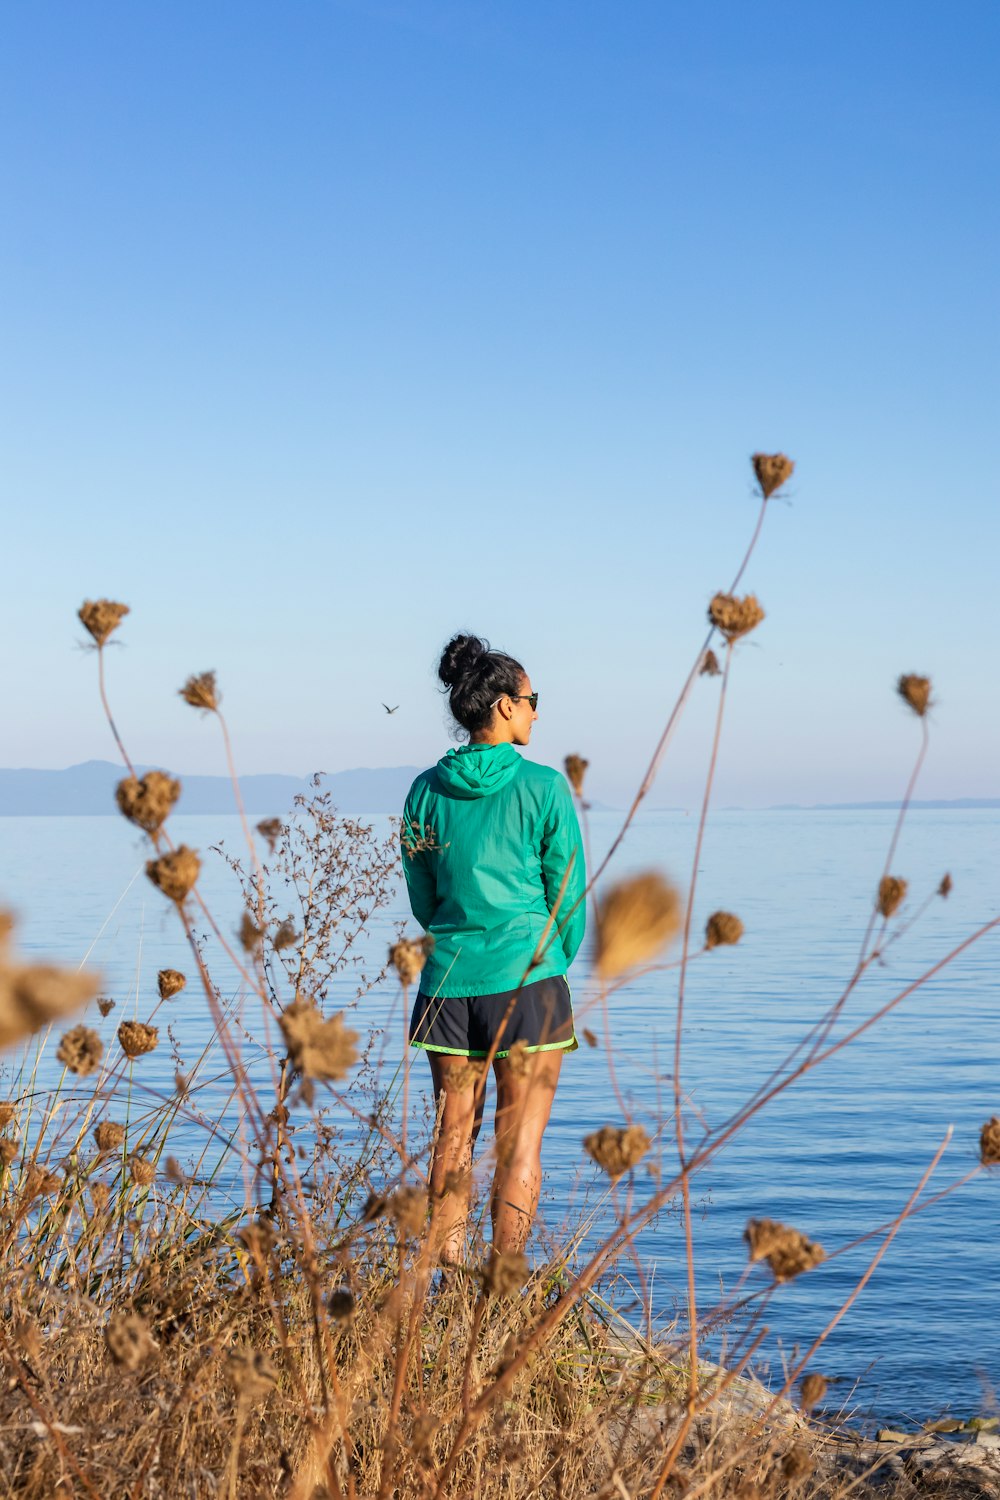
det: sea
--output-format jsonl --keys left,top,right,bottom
{"left": 2, "top": 806, "right": 997, "bottom": 1430}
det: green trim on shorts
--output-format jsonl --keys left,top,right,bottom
{"left": 409, "top": 1035, "right": 578, "bottom": 1059}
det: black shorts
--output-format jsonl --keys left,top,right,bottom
{"left": 409, "top": 975, "right": 576, "bottom": 1059}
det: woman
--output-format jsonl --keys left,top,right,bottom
{"left": 401, "top": 633, "right": 586, "bottom": 1264}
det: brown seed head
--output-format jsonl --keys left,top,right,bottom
{"left": 256, "top": 817, "right": 282, "bottom": 854}
{"left": 449, "top": 1057, "right": 484, "bottom": 1091}
{"left": 800, "top": 1372, "right": 828, "bottom": 1411}
{"left": 389, "top": 1185, "right": 428, "bottom": 1238}
{"left": 897, "top": 674, "right": 931, "bottom": 718}
{"left": 564, "top": 754, "right": 589, "bottom": 798}
{"left": 13, "top": 1317, "right": 41, "bottom": 1360}
{"left": 94, "top": 1120, "right": 126, "bottom": 1152}
{"left": 78, "top": 599, "right": 129, "bottom": 647}
{"left": 89, "top": 1181, "right": 109, "bottom": 1212}
{"left": 584, "top": 1124, "right": 651, "bottom": 1179}
{"left": 700, "top": 649, "right": 721, "bottom": 677}
{"left": 0, "top": 1139, "right": 18, "bottom": 1167}
{"left": 22, "top": 1166, "right": 63, "bottom": 1201}
{"left": 115, "top": 771, "right": 181, "bottom": 832}
{"left": 938, "top": 872, "right": 953, "bottom": 898}
{"left": 164, "top": 1156, "right": 186, "bottom": 1184}
{"left": 483, "top": 1250, "right": 530, "bottom": 1297}
{"left": 174, "top": 1070, "right": 189, "bottom": 1097}
{"left": 595, "top": 873, "right": 682, "bottom": 980}
{"left": 745, "top": 1217, "right": 826, "bottom": 1281}
{"left": 328, "top": 1288, "right": 356, "bottom": 1323}
{"left": 238, "top": 910, "right": 264, "bottom": 952}
{"left": 224, "top": 1346, "right": 278, "bottom": 1401}
{"left": 118, "top": 1020, "right": 159, "bottom": 1060}
{"left": 389, "top": 936, "right": 433, "bottom": 985}
{"left": 157, "top": 968, "right": 186, "bottom": 1000}
{"left": 877, "top": 875, "right": 907, "bottom": 919}
{"left": 411, "top": 1413, "right": 439, "bottom": 1458}
{"left": 980, "top": 1117, "right": 1000, "bottom": 1167}
{"left": 279, "top": 999, "right": 359, "bottom": 1082}
{"left": 0, "top": 1102, "right": 16, "bottom": 1129}
{"left": 273, "top": 917, "right": 299, "bottom": 951}
{"left": 128, "top": 1154, "right": 156, "bottom": 1187}
{"left": 97, "top": 996, "right": 116, "bottom": 1016}
{"left": 0, "top": 951, "right": 100, "bottom": 1050}
{"left": 780, "top": 1445, "right": 814, "bottom": 1483}
{"left": 583, "top": 1028, "right": 599, "bottom": 1049}
{"left": 361, "top": 1192, "right": 387, "bottom": 1222}
{"left": 178, "top": 671, "right": 219, "bottom": 711}
{"left": 56, "top": 1024, "right": 104, "bottom": 1077}
{"left": 504, "top": 1039, "right": 533, "bottom": 1079}
{"left": 708, "top": 592, "right": 766, "bottom": 642}
{"left": 705, "top": 911, "right": 745, "bottom": 949}
{"left": 146, "top": 846, "right": 200, "bottom": 902}
{"left": 106, "top": 1311, "right": 158, "bottom": 1370}
{"left": 752, "top": 452, "right": 795, "bottom": 499}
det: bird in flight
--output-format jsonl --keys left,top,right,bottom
{"left": 382, "top": 703, "right": 399, "bottom": 714}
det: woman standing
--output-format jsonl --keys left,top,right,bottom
{"left": 402, "top": 634, "right": 586, "bottom": 1264}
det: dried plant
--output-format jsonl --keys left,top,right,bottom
{"left": 225, "top": 1347, "right": 278, "bottom": 1401}
{"left": 0, "top": 1102, "right": 15, "bottom": 1129}
{"left": 799, "top": 1373, "right": 828, "bottom": 1411}
{"left": 564, "top": 754, "right": 589, "bottom": 797}
{"left": 705, "top": 910, "right": 745, "bottom": 949}
{"left": 238, "top": 909, "right": 264, "bottom": 951}
{"left": 256, "top": 817, "right": 283, "bottom": 853}
{"left": 115, "top": 770, "right": 181, "bottom": 831}
{"left": 980, "top": 1117, "right": 1000, "bottom": 1167}
{"left": 78, "top": 598, "right": 129, "bottom": 646}
{"left": 157, "top": 967, "right": 186, "bottom": 999}
{"left": 388, "top": 1186, "right": 428, "bottom": 1237}
{"left": 0, "top": 916, "right": 100, "bottom": 1047}
{"left": 482, "top": 1250, "right": 529, "bottom": 1296}
{"left": 279, "top": 1000, "right": 359, "bottom": 1082}
{"left": 105, "top": 1312, "right": 158, "bottom": 1370}
{"left": 877, "top": 875, "right": 907, "bottom": 919}
{"left": 708, "top": 591, "right": 766, "bottom": 641}
{"left": 94, "top": 1120, "right": 126, "bottom": 1152}
{"left": 128, "top": 1154, "right": 156, "bottom": 1187}
{"left": 118, "top": 1020, "right": 159, "bottom": 1059}
{"left": 752, "top": 452, "right": 795, "bottom": 498}
{"left": 584, "top": 1124, "right": 651, "bottom": 1179}
{"left": 389, "top": 935, "right": 433, "bottom": 985}
{"left": 97, "top": 996, "right": 116, "bottom": 1016}
{"left": 938, "top": 872, "right": 953, "bottom": 898}
{"left": 146, "top": 846, "right": 201, "bottom": 902}
{"left": 897, "top": 673, "right": 931, "bottom": 717}
{"left": 56, "top": 1024, "right": 103, "bottom": 1076}
{"left": 700, "top": 649, "right": 721, "bottom": 677}
{"left": 178, "top": 670, "right": 219, "bottom": 711}
{"left": 745, "top": 1218, "right": 826, "bottom": 1281}
{"left": 595, "top": 873, "right": 681, "bottom": 979}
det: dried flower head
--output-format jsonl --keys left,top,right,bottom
{"left": 0, "top": 941, "right": 100, "bottom": 1049}
{"left": 13, "top": 1317, "right": 41, "bottom": 1360}
{"left": 780, "top": 1445, "right": 814, "bottom": 1483}
{"left": 0, "top": 1102, "right": 16, "bottom": 1129}
{"left": 115, "top": 771, "right": 181, "bottom": 832}
{"left": 0, "top": 1138, "right": 18, "bottom": 1167}
{"left": 273, "top": 918, "right": 299, "bottom": 951}
{"left": 89, "top": 1181, "right": 109, "bottom": 1212}
{"left": 564, "top": 754, "right": 589, "bottom": 798}
{"left": 700, "top": 649, "right": 721, "bottom": 677}
{"left": 105, "top": 1311, "right": 158, "bottom": 1370}
{"left": 745, "top": 1218, "right": 825, "bottom": 1281}
{"left": 389, "top": 936, "right": 433, "bottom": 986}
{"left": 584, "top": 1124, "right": 651, "bottom": 1179}
{"left": 174, "top": 1070, "right": 189, "bottom": 1097}
{"left": 583, "top": 1028, "right": 598, "bottom": 1049}
{"left": 157, "top": 968, "right": 186, "bottom": 1000}
{"left": 118, "top": 1020, "right": 159, "bottom": 1060}
{"left": 256, "top": 817, "right": 283, "bottom": 854}
{"left": 877, "top": 876, "right": 907, "bottom": 919}
{"left": 178, "top": 671, "right": 219, "bottom": 711}
{"left": 328, "top": 1288, "right": 356, "bottom": 1323}
{"left": 980, "top": 1117, "right": 1000, "bottom": 1167}
{"left": 238, "top": 910, "right": 264, "bottom": 952}
{"left": 164, "top": 1156, "right": 187, "bottom": 1184}
{"left": 97, "top": 996, "right": 116, "bottom": 1017}
{"left": 938, "top": 873, "right": 953, "bottom": 899}
{"left": 897, "top": 674, "right": 931, "bottom": 718}
{"left": 146, "top": 846, "right": 200, "bottom": 902}
{"left": 389, "top": 1185, "right": 428, "bottom": 1238}
{"left": 448, "top": 1057, "right": 484, "bottom": 1092}
{"left": 705, "top": 911, "right": 745, "bottom": 949}
{"left": 504, "top": 1039, "right": 534, "bottom": 1079}
{"left": 482, "top": 1250, "right": 530, "bottom": 1297}
{"left": 94, "top": 1120, "right": 126, "bottom": 1153}
{"left": 279, "top": 1000, "right": 359, "bottom": 1082}
{"left": 411, "top": 1413, "right": 439, "bottom": 1458}
{"left": 800, "top": 1373, "right": 828, "bottom": 1412}
{"left": 238, "top": 1217, "right": 278, "bottom": 1258}
{"left": 56, "top": 1025, "right": 103, "bottom": 1077}
{"left": 708, "top": 592, "right": 766, "bottom": 642}
{"left": 21, "top": 1166, "right": 63, "bottom": 1201}
{"left": 128, "top": 1155, "right": 156, "bottom": 1187}
{"left": 78, "top": 599, "right": 129, "bottom": 647}
{"left": 595, "top": 873, "right": 682, "bottom": 980}
{"left": 224, "top": 1346, "right": 278, "bottom": 1401}
{"left": 361, "top": 1192, "right": 387, "bottom": 1222}
{"left": 752, "top": 452, "right": 795, "bottom": 499}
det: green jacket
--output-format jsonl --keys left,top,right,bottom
{"left": 401, "top": 742, "right": 586, "bottom": 997}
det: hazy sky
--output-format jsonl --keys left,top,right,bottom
{"left": 3, "top": 1, "right": 998, "bottom": 808}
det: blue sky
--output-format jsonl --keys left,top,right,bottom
{"left": 3, "top": 1, "right": 998, "bottom": 807}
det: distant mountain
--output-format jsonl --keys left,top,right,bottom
{"left": 769, "top": 798, "right": 1000, "bottom": 811}
{"left": 0, "top": 761, "right": 422, "bottom": 816}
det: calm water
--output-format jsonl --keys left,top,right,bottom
{"left": 2, "top": 808, "right": 997, "bottom": 1427}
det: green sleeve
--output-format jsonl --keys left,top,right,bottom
{"left": 401, "top": 798, "right": 438, "bottom": 931}
{"left": 539, "top": 775, "right": 587, "bottom": 967}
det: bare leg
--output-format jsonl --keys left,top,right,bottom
{"left": 491, "top": 1049, "right": 563, "bottom": 1254}
{"left": 427, "top": 1053, "right": 484, "bottom": 1265}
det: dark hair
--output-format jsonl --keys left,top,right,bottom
{"left": 437, "top": 633, "right": 526, "bottom": 735}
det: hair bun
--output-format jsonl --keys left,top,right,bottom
{"left": 438, "top": 633, "right": 488, "bottom": 688}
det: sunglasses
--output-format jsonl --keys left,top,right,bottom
{"left": 490, "top": 692, "right": 539, "bottom": 711}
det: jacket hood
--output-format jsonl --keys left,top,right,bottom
{"left": 435, "top": 742, "right": 522, "bottom": 799}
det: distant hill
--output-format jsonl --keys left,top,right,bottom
{"left": 0, "top": 761, "right": 422, "bottom": 816}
